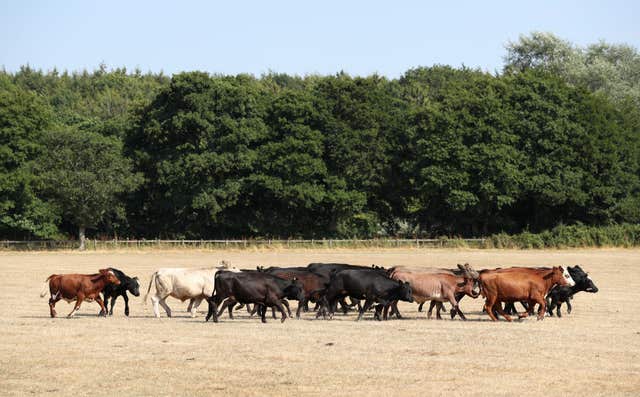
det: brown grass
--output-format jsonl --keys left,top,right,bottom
{"left": 1, "top": 248, "right": 639, "bottom": 396}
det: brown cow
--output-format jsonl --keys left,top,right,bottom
{"left": 40, "top": 269, "right": 121, "bottom": 318}
{"left": 479, "top": 266, "right": 575, "bottom": 321}
{"left": 389, "top": 265, "right": 481, "bottom": 320}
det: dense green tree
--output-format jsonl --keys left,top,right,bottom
{"left": 126, "top": 72, "right": 268, "bottom": 238}
{"left": 36, "top": 129, "right": 141, "bottom": 248}
{"left": 0, "top": 76, "right": 59, "bottom": 239}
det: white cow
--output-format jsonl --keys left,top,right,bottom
{"left": 144, "top": 261, "right": 240, "bottom": 318}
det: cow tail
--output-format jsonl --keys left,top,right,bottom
{"left": 39, "top": 275, "right": 54, "bottom": 298}
{"left": 143, "top": 272, "right": 157, "bottom": 304}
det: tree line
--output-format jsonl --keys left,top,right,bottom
{"left": 1, "top": 33, "right": 639, "bottom": 242}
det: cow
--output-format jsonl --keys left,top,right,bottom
{"left": 547, "top": 265, "right": 598, "bottom": 317}
{"left": 479, "top": 266, "right": 575, "bottom": 321}
{"left": 144, "top": 261, "right": 240, "bottom": 318}
{"left": 388, "top": 264, "right": 480, "bottom": 320}
{"left": 322, "top": 269, "right": 413, "bottom": 321}
{"left": 257, "top": 266, "right": 329, "bottom": 318}
{"left": 205, "top": 271, "right": 305, "bottom": 323}
{"left": 101, "top": 268, "right": 140, "bottom": 316}
{"left": 306, "top": 263, "right": 388, "bottom": 313}
{"left": 40, "top": 269, "right": 121, "bottom": 318}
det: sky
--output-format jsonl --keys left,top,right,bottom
{"left": 1, "top": 0, "right": 638, "bottom": 78}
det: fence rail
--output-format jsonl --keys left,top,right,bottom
{"left": 0, "top": 238, "right": 487, "bottom": 251}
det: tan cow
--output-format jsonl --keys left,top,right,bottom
{"left": 144, "top": 261, "right": 240, "bottom": 318}
{"left": 389, "top": 265, "right": 481, "bottom": 320}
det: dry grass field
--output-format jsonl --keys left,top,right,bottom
{"left": 1, "top": 248, "right": 639, "bottom": 396}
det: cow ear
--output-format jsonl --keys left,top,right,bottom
{"left": 133, "top": 276, "right": 139, "bottom": 280}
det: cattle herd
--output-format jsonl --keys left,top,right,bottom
{"left": 40, "top": 261, "right": 599, "bottom": 323}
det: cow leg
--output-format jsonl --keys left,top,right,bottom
{"left": 566, "top": 298, "right": 572, "bottom": 314}
{"left": 357, "top": 299, "right": 374, "bottom": 321}
{"left": 260, "top": 304, "right": 268, "bottom": 323}
{"left": 484, "top": 297, "right": 500, "bottom": 321}
{"left": 101, "top": 294, "right": 109, "bottom": 316}
{"left": 494, "top": 303, "right": 513, "bottom": 322}
{"left": 556, "top": 302, "right": 563, "bottom": 317}
{"left": 249, "top": 304, "right": 259, "bottom": 317}
{"left": 534, "top": 295, "right": 547, "bottom": 320}
{"left": 108, "top": 295, "right": 117, "bottom": 316}
{"left": 374, "top": 304, "right": 384, "bottom": 321}
{"left": 190, "top": 297, "right": 204, "bottom": 318}
{"left": 186, "top": 299, "right": 194, "bottom": 314}
{"left": 273, "top": 300, "right": 288, "bottom": 323}
{"left": 296, "top": 297, "right": 306, "bottom": 319}
{"left": 68, "top": 295, "right": 84, "bottom": 317}
{"left": 427, "top": 301, "right": 436, "bottom": 319}
{"left": 122, "top": 293, "right": 130, "bottom": 316}
{"left": 96, "top": 296, "right": 108, "bottom": 317}
{"left": 150, "top": 295, "right": 164, "bottom": 318}
{"left": 227, "top": 301, "right": 237, "bottom": 319}
{"left": 216, "top": 299, "right": 231, "bottom": 318}
{"left": 418, "top": 301, "right": 425, "bottom": 312}
{"left": 158, "top": 297, "right": 172, "bottom": 318}
{"left": 282, "top": 300, "right": 292, "bottom": 317}
{"left": 205, "top": 295, "right": 222, "bottom": 323}
{"left": 547, "top": 296, "right": 555, "bottom": 316}
{"left": 48, "top": 292, "right": 61, "bottom": 318}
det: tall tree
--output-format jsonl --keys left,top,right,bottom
{"left": 36, "top": 129, "right": 141, "bottom": 249}
{"left": 0, "top": 76, "right": 59, "bottom": 239}
{"left": 505, "top": 32, "right": 640, "bottom": 105}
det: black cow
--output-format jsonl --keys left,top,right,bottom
{"left": 205, "top": 271, "right": 305, "bottom": 323}
{"left": 101, "top": 268, "right": 140, "bottom": 316}
{"left": 322, "top": 269, "right": 413, "bottom": 321}
{"left": 307, "top": 263, "right": 389, "bottom": 314}
{"left": 547, "top": 265, "right": 598, "bottom": 317}
{"left": 258, "top": 266, "right": 330, "bottom": 318}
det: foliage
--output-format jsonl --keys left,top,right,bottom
{"left": 35, "top": 129, "right": 141, "bottom": 237}
{"left": 0, "top": 34, "right": 639, "bottom": 241}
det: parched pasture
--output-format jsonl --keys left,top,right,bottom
{"left": 1, "top": 249, "right": 639, "bottom": 396}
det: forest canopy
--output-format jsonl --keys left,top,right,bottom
{"left": 1, "top": 33, "right": 639, "bottom": 240}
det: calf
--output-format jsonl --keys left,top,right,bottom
{"left": 479, "top": 266, "right": 575, "bottom": 321}
{"left": 547, "top": 265, "right": 598, "bottom": 317}
{"left": 322, "top": 269, "right": 413, "bottom": 321}
{"left": 40, "top": 269, "right": 121, "bottom": 317}
{"left": 206, "top": 271, "right": 305, "bottom": 323}
{"left": 101, "top": 268, "right": 140, "bottom": 316}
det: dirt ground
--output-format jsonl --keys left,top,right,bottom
{"left": 0, "top": 248, "right": 638, "bottom": 396}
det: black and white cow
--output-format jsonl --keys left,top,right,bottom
{"left": 547, "top": 265, "right": 598, "bottom": 317}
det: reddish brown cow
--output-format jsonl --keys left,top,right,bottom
{"left": 40, "top": 269, "right": 121, "bottom": 317}
{"left": 479, "top": 266, "right": 575, "bottom": 321}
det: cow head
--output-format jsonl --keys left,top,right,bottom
{"left": 568, "top": 266, "right": 598, "bottom": 293}
{"left": 457, "top": 277, "right": 481, "bottom": 298}
{"left": 551, "top": 266, "right": 575, "bottom": 287}
{"left": 396, "top": 280, "right": 413, "bottom": 303}
{"left": 99, "top": 269, "right": 121, "bottom": 285}
{"left": 457, "top": 263, "right": 479, "bottom": 279}
{"left": 127, "top": 276, "right": 141, "bottom": 296}
{"left": 283, "top": 279, "right": 305, "bottom": 302}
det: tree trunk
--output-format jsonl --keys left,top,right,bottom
{"left": 79, "top": 225, "right": 86, "bottom": 251}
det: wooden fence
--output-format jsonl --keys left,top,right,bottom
{"left": 0, "top": 238, "right": 487, "bottom": 251}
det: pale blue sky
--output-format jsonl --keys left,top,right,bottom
{"left": 1, "top": 0, "right": 638, "bottom": 77}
